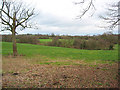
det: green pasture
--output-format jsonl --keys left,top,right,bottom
{"left": 2, "top": 42, "right": 118, "bottom": 65}
{"left": 39, "top": 39, "right": 52, "bottom": 44}
{"left": 39, "top": 39, "right": 74, "bottom": 45}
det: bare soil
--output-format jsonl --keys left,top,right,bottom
{"left": 2, "top": 56, "right": 119, "bottom": 88}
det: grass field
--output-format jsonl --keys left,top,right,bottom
{"left": 2, "top": 42, "right": 118, "bottom": 64}
{"left": 2, "top": 42, "right": 119, "bottom": 88}
{"left": 39, "top": 39, "right": 74, "bottom": 45}
{"left": 39, "top": 39, "right": 52, "bottom": 44}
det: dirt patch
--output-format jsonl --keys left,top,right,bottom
{"left": 2, "top": 57, "right": 118, "bottom": 88}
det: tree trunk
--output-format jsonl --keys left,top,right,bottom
{"left": 12, "top": 12, "right": 18, "bottom": 56}
{"left": 12, "top": 28, "right": 18, "bottom": 56}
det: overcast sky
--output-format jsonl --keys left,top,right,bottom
{"left": 1, "top": 0, "right": 119, "bottom": 35}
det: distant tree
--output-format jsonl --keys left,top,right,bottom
{"left": 51, "top": 33, "right": 55, "bottom": 37}
{"left": 0, "top": 0, "right": 36, "bottom": 56}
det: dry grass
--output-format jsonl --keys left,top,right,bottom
{"left": 2, "top": 56, "right": 118, "bottom": 88}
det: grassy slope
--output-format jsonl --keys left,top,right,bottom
{"left": 2, "top": 42, "right": 118, "bottom": 88}
{"left": 2, "top": 42, "right": 118, "bottom": 64}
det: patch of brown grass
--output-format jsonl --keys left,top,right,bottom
{"left": 2, "top": 56, "right": 118, "bottom": 88}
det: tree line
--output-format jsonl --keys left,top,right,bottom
{"left": 2, "top": 33, "right": 119, "bottom": 50}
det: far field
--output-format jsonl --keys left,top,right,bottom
{"left": 2, "top": 42, "right": 119, "bottom": 88}
{"left": 39, "top": 39, "right": 74, "bottom": 45}
{"left": 39, "top": 39, "right": 52, "bottom": 44}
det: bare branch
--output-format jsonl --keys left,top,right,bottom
{"left": 75, "top": 0, "right": 96, "bottom": 18}
{"left": 74, "top": 0, "right": 85, "bottom": 4}
{"left": 99, "top": 2, "right": 119, "bottom": 30}
{"left": 0, "top": 8, "right": 13, "bottom": 19}
{"left": 16, "top": 8, "right": 35, "bottom": 28}
{"left": 0, "top": 15, "right": 12, "bottom": 28}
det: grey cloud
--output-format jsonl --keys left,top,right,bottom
{"left": 35, "top": 11, "right": 89, "bottom": 28}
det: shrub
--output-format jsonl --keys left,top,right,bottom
{"left": 47, "top": 37, "right": 61, "bottom": 46}
{"left": 59, "top": 39, "right": 73, "bottom": 48}
{"left": 73, "top": 38, "right": 112, "bottom": 50}
{"left": 99, "top": 34, "right": 118, "bottom": 44}
{"left": 2, "top": 35, "right": 12, "bottom": 42}
{"left": 18, "top": 36, "right": 40, "bottom": 44}
{"left": 109, "top": 44, "right": 114, "bottom": 50}
{"left": 38, "top": 35, "right": 49, "bottom": 39}
{"left": 73, "top": 39, "right": 87, "bottom": 49}
{"left": 47, "top": 38, "right": 74, "bottom": 48}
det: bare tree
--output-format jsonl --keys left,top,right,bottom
{"left": 75, "top": 0, "right": 119, "bottom": 30}
{"left": 0, "top": 0, "right": 36, "bottom": 56}
{"left": 99, "top": 2, "right": 120, "bottom": 30}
